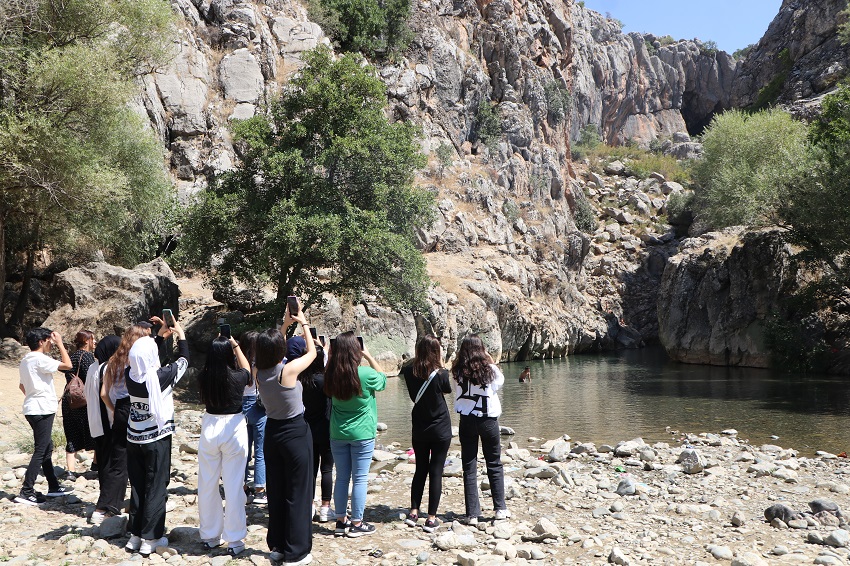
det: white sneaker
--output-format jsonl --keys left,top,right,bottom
{"left": 139, "top": 536, "right": 169, "bottom": 557}
{"left": 318, "top": 505, "right": 331, "bottom": 522}
{"left": 285, "top": 553, "right": 313, "bottom": 565}
{"left": 125, "top": 535, "right": 142, "bottom": 553}
{"left": 495, "top": 508, "right": 511, "bottom": 520}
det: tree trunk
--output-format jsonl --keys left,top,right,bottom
{"left": 0, "top": 214, "right": 8, "bottom": 337}
{"left": 9, "top": 244, "right": 35, "bottom": 335}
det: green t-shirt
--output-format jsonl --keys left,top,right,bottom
{"left": 330, "top": 366, "right": 387, "bottom": 441}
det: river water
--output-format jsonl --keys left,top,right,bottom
{"left": 375, "top": 348, "right": 850, "bottom": 456}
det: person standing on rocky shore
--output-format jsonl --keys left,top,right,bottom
{"left": 62, "top": 330, "right": 97, "bottom": 480}
{"left": 125, "top": 319, "right": 188, "bottom": 557}
{"left": 16, "top": 328, "right": 75, "bottom": 506}
{"left": 197, "top": 335, "right": 251, "bottom": 556}
{"left": 452, "top": 335, "right": 510, "bottom": 524}
{"left": 239, "top": 330, "right": 267, "bottom": 505}
{"left": 293, "top": 336, "right": 334, "bottom": 523}
{"left": 401, "top": 333, "right": 453, "bottom": 533}
{"left": 325, "top": 332, "right": 386, "bottom": 538}
{"left": 255, "top": 309, "right": 317, "bottom": 566}
{"left": 84, "top": 334, "right": 120, "bottom": 525}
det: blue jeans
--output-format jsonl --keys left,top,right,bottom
{"left": 242, "top": 396, "right": 267, "bottom": 488}
{"left": 330, "top": 438, "right": 374, "bottom": 522}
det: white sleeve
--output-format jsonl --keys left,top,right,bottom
{"left": 40, "top": 354, "right": 61, "bottom": 374}
{"left": 490, "top": 364, "right": 505, "bottom": 391}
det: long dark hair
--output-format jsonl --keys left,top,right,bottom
{"left": 324, "top": 331, "right": 362, "bottom": 401}
{"left": 451, "top": 334, "right": 494, "bottom": 387}
{"left": 239, "top": 330, "right": 258, "bottom": 386}
{"left": 413, "top": 334, "right": 443, "bottom": 380}
{"left": 199, "top": 337, "right": 237, "bottom": 408}
{"left": 298, "top": 346, "right": 326, "bottom": 388}
{"left": 255, "top": 329, "right": 285, "bottom": 370}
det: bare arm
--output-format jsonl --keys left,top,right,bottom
{"left": 20, "top": 383, "right": 25, "bottom": 395}
{"left": 362, "top": 347, "right": 383, "bottom": 373}
{"left": 100, "top": 380, "right": 115, "bottom": 414}
{"left": 230, "top": 337, "right": 250, "bottom": 370}
{"left": 279, "top": 314, "right": 316, "bottom": 387}
{"left": 52, "top": 332, "right": 73, "bottom": 371}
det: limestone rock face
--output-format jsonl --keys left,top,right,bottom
{"left": 658, "top": 228, "right": 797, "bottom": 368}
{"left": 570, "top": 6, "right": 735, "bottom": 145}
{"left": 732, "top": 0, "right": 850, "bottom": 109}
{"left": 43, "top": 259, "right": 180, "bottom": 340}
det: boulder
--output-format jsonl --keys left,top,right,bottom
{"left": 43, "top": 259, "right": 179, "bottom": 340}
{"left": 677, "top": 448, "right": 704, "bottom": 474}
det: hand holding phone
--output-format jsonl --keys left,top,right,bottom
{"left": 220, "top": 324, "right": 231, "bottom": 338}
{"left": 163, "top": 309, "right": 176, "bottom": 328}
{"left": 319, "top": 335, "right": 326, "bottom": 346}
{"left": 357, "top": 336, "right": 364, "bottom": 349}
{"left": 309, "top": 327, "right": 318, "bottom": 340}
{"left": 286, "top": 295, "right": 300, "bottom": 316}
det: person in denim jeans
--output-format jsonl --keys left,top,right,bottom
{"left": 324, "top": 332, "right": 386, "bottom": 538}
{"left": 239, "top": 331, "right": 267, "bottom": 504}
{"left": 451, "top": 335, "right": 510, "bottom": 523}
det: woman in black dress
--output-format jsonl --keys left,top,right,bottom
{"left": 400, "top": 334, "right": 452, "bottom": 532}
{"left": 63, "top": 330, "right": 96, "bottom": 479}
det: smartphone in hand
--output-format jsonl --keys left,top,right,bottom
{"left": 357, "top": 336, "right": 364, "bottom": 349}
{"left": 286, "top": 295, "right": 300, "bottom": 316}
{"left": 319, "top": 335, "right": 326, "bottom": 346}
{"left": 309, "top": 327, "right": 318, "bottom": 340}
{"left": 163, "top": 309, "right": 176, "bottom": 327}
{"left": 220, "top": 324, "right": 231, "bottom": 338}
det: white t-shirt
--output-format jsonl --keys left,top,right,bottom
{"left": 19, "top": 351, "right": 61, "bottom": 415}
{"left": 454, "top": 363, "right": 505, "bottom": 418}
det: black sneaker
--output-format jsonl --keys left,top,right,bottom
{"left": 346, "top": 521, "right": 376, "bottom": 537}
{"left": 46, "top": 485, "right": 74, "bottom": 497}
{"left": 334, "top": 519, "right": 351, "bottom": 537}
{"left": 422, "top": 518, "right": 440, "bottom": 533}
{"left": 403, "top": 513, "right": 418, "bottom": 527}
{"left": 14, "top": 492, "right": 46, "bottom": 506}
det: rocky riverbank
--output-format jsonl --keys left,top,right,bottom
{"left": 0, "top": 398, "right": 848, "bottom": 566}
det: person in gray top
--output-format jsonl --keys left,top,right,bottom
{"left": 254, "top": 306, "right": 316, "bottom": 566}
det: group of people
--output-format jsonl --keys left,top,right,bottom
{"left": 17, "top": 303, "right": 511, "bottom": 565}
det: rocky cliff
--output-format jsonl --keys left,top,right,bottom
{"left": 732, "top": 0, "right": 850, "bottom": 112}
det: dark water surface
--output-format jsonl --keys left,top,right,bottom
{"left": 376, "top": 348, "right": 850, "bottom": 456}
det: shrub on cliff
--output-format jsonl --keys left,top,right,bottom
{"left": 692, "top": 108, "right": 809, "bottom": 229}
{"left": 181, "top": 47, "right": 432, "bottom": 314}
{"left": 0, "top": 0, "right": 176, "bottom": 337}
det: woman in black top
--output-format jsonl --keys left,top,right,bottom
{"left": 197, "top": 335, "right": 251, "bottom": 556}
{"left": 293, "top": 337, "right": 334, "bottom": 522}
{"left": 400, "top": 334, "right": 452, "bottom": 532}
{"left": 63, "top": 330, "right": 97, "bottom": 480}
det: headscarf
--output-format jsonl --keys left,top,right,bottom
{"left": 95, "top": 335, "right": 121, "bottom": 364}
{"left": 286, "top": 336, "right": 306, "bottom": 361}
{"left": 86, "top": 335, "right": 121, "bottom": 435}
{"left": 128, "top": 336, "right": 167, "bottom": 429}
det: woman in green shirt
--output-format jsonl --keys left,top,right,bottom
{"left": 324, "top": 332, "right": 386, "bottom": 538}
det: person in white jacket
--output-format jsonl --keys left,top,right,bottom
{"left": 451, "top": 335, "right": 509, "bottom": 525}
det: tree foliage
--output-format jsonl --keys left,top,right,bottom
{"left": 181, "top": 47, "right": 433, "bottom": 313}
{"left": 307, "top": 0, "right": 412, "bottom": 58}
{"left": 691, "top": 108, "right": 809, "bottom": 229}
{"left": 0, "top": 0, "right": 176, "bottom": 337}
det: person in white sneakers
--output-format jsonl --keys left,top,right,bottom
{"left": 197, "top": 335, "right": 251, "bottom": 556}
{"left": 125, "top": 318, "right": 188, "bottom": 557}
{"left": 17, "top": 328, "right": 75, "bottom": 506}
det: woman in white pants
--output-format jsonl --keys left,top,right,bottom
{"left": 197, "top": 335, "right": 251, "bottom": 556}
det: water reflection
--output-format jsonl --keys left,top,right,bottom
{"left": 376, "top": 348, "right": 850, "bottom": 455}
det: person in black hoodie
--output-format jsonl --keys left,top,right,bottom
{"left": 400, "top": 334, "right": 452, "bottom": 533}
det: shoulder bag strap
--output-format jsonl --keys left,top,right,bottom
{"left": 414, "top": 369, "right": 440, "bottom": 405}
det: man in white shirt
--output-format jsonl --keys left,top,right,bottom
{"left": 17, "top": 327, "right": 75, "bottom": 505}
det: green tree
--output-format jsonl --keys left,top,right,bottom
{"left": 181, "top": 47, "right": 433, "bottom": 313}
{"left": 0, "top": 0, "right": 176, "bottom": 338}
{"left": 691, "top": 108, "right": 809, "bottom": 229}
{"left": 307, "top": 0, "right": 412, "bottom": 58}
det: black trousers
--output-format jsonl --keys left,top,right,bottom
{"left": 127, "top": 435, "right": 172, "bottom": 540}
{"left": 22, "top": 413, "right": 59, "bottom": 495}
{"left": 411, "top": 436, "right": 451, "bottom": 516}
{"left": 308, "top": 419, "right": 333, "bottom": 502}
{"left": 95, "top": 398, "right": 130, "bottom": 515}
{"left": 459, "top": 414, "right": 506, "bottom": 518}
{"left": 265, "top": 415, "right": 313, "bottom": 561}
